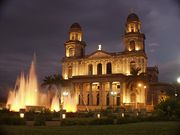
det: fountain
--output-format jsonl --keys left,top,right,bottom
{"left": 6, "top": 58, "right": 39, "bottom": 112}
{"left": 6, "top": 56, "right": 77, "bottom": 112}
{"left": 50, "top": 89, "right": 77, "bottom": 112}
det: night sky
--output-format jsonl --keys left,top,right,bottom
{"left": 0, "top": 0, "right": 180, "bottom": 99}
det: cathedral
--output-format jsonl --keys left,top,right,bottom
{"left": 61, "top": 13, "right": 170, "bottom": 112}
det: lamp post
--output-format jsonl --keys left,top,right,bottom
{"left": 110, "top": 91, "right": 117, "bottom": 111}
{"left": 175, "top": 77, "right": 180, "bottom": 99}
{"left": 59, "top": 91, "right": 69, "bottom": 120}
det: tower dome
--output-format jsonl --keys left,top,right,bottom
{"left": 69, "top": 22, "right": 82, "bottom": 32}
{"left": 127, "top": 13, "right": 139, "bottom": 22}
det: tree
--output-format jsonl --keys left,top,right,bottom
{"left": 154, "top": 98, "right": 180, "bottom": 119}
{"left": 41, "top": 74, "right": 63, "bottom": 89}
{"left": 126, "top": 67, "right": 148, "bottom": 90}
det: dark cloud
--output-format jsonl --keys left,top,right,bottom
{"left": 0, "top": 0, "right": 180, "bottom": 100}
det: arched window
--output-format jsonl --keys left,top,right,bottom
{"left": 106, "top": 93, "right": 110, "bottom": 106}
{"left": 87, "top": 94, "right": 90, "bottom": 105}
{"left": 97, "top": 63, "right": 102, "bottom": 75}
{"left": 131, "top": 26, "right": 134, "bottom": 32}
{"left": 68, "top": 66, "right": 72, "bottom": 78}
{"left": 88, "top": 64, "right": 93, "bottom": 75}
{"left": 130, "top": 93, "right": 136, "bottom": 103}
{"left": 96, "top": 93, "right": 100, "bottom": 105}
{"left": 106, "top": 62, "right": 112, "bottom": 74}
{"left": 129, "top": 40, "right": 135, "bottom": 51}
{"left": 69, "top": 48, "right": 74, "bottom": 57}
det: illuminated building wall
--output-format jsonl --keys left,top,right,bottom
{"left": 61, "top": 13, "right": 155, "bottom": 111}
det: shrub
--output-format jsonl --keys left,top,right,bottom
{"left": 90, "top": 118, "right": 114, "bottom": 125}
{"left": 60, "top": 118, "right": 93, "bottom": 126}
{"left": 154, "top": 98, "right": 180, "bottom": 119}
{"left": 34, "top": 115, "right": 46, "bottom": 126}
{"left": 0, "top": 115, "right": 26, "bottom": 125}
{"left": 60, "top": 117, "right": 115, "bottom": 126}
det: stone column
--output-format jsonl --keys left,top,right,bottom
{"left": 99, "top": 82, "right": 102, "bottom": 108}
{"left": 101, "top": 82, "right": 105, "bottom": 107}
{"left": 109, "top": 81, "right": 112, "bottom": 105}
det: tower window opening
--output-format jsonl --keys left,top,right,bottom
{"left": 75, "top": 33, "right": 78, "bottom": 40}
{"left": 68, "top": 66, "right": 72, "bottom": 78}
{"left": 131, "top": 26, "right": 134, "bottom": 32}
{"left": 69, "top": 48, "right": 74, "bottom": 57}
{"left": 129, "top": 40, "right": 135, "bottom": 51}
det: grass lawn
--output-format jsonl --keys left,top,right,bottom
{"left": 0, "top": 121, "right": 179, "bottom": 135}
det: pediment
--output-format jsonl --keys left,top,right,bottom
{"left": 87, "top": 50, "right": 112, "bottom": 58}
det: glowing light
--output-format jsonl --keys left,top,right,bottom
{"left": 177, "top": 77, "right": 180, "bottom": 83}
{"left": 20, "top": 113, "right": 24, "bottom": 118}
{"left": 135, "top": 47, "right": 140, "bottom": 51}
{"left": 62, "top": 114, "right": 66, "bottom": 119}
{"left": 138, "top": 83, "right": 142, "bottom": 87}
{"left": 144, "top": 86, "right": 147, "bottom": 89}
{"left": 122, "top": 113, "right": 124, "bottom": 118}
{"left": 97, "top": 113, "right": 101, "bottom": 119}
{"left": 64, "top": 74, "right": 68, "bottom": 80}
{"left": 110, "top": 91, "right": 117, "bottom": 96}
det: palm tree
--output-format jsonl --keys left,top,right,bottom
{"left": 126, "top": 67, "right": 148, "bottom": 90}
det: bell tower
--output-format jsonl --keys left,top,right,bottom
{"left": 64, "top": 23, "right": 86, "bottom": 58}
{"left": 123, "top": 13, "right": 145, "bottom": 52}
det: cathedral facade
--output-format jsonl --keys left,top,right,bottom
{"left": 61, "top": 13, "right": 165, "bottom": 111}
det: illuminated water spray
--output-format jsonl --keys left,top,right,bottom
{"left": 6, "top": 56, "right": 77, "bottom": 112}
{"left": 6, "top": 57, "right": 39, "bottom": 112}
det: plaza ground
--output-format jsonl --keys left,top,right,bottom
{"left": 0, "top": 121, "right": 179, "bottom": 135}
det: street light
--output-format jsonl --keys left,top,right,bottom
{"left": 110, "top": 91, "right": 117, "bottom": 111}
{"left": 176, "top": 77, "right": 180, "bottom": 99}
{"left": 177, "top": 77, "right": 180, "bottom": 83}
{"left": 59, "top": 91, "right": 69, "bottom": 120}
